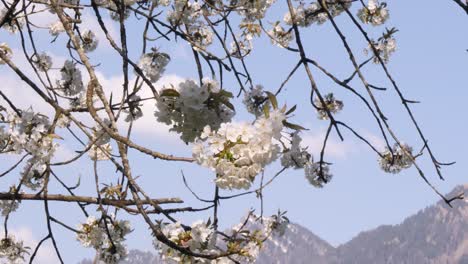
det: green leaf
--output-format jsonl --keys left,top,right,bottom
{"left": 285, "top": 105, "right": 297, "bottom": 115}
{"left": 282, "top": 120, "right": 307, "bottom": 131}
{"left": 263, "top": 101, "right": 270, "bottom": 118}
{"left": 160, "top": 89, "right": 180, "bottom": 97}
{"left": 266, "top": 91, "right": 278, "bottom": 109}
{"left": 219, "top": 90, "right": 234, "bottom": 98}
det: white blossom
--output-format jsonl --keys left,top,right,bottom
{"left": 378, "top": 143, "right": 413, "bottom": 173}
{"left": 155, "top": 213, "right": 289, "bottom": 263}
{"left": 284, "top": 1, "right": 351, "bottom": 27}
{"left": 88, "top": 143, "right": 113, "bottom": 161}
{"left": 193, "top": 109, "right": 286, "bottom": 190}
{"left": 187, "top": 23, "right": 213, "bottom": 51}
{"left": 155, "top": 221, "right": 216, "bottom": 263}
{"left": 138, "top": 48, "right": 170, "bottom": 83}
{"left": 0, "top": 8, "right": 25, "bottom": 34}
{"left": 7, "top": 109, "right": 57, "bottom": 168}
{"left": 88, "top": 119, "right": 113, "bottom": 161}
{"left": 49, "top": 21, "right": 65, "bottom": 36}
{"left": 155, "top": 79, "right": 234, "bottom": 143}
{"left": 81, "top": 30, "right": 99, "bottom": 52}
{"left": 56, "top": 114, "right": 71, "bottom": 128}
{"left": 0, "top": 235, "right": 29, "bottom": 263}
{"left": 236, "top": 0, "right": 276, "bottom": 22}
{"left": 0, "top": 126, "right": 9, "bottom": 150}
{"left": 0, "top": 43, "right": 12, "bottom": 65}
{"left": 281, "top": 132, "right": 311, "bottom": 169}
{"left": 268, "top": 22, "right": 294, "bottom": 48}
{"left": 0, "top": 186, "right": 21, "bottom": 216}
{"left": 56, "top": 60, "right": 84, "bottom": 96}
{"left": 33, "top": 52, "right": 53, "bottom": 72}
{"left": 243, "top": 85, "right": 268, "bottom": 115}
{"left": 229, "top": 37, "right": 253, "bottom": 59}
{"left": 357, "top": 0, "right": 389, "bottom": 26}
{"left": 124, "top": 95, "right": 143, "bottom": 122}
{"left": 365, "top": 29, "right": 397, "bottom": 64}
{"left": 167, "top": 0, "right": 201, "bottom": 26}
{"left": 314, "top": 93, "right": 344, "bottom": 120}
{"left": 21, "top": 159, "right": 48, "bottom": 190}
{"left": 305, "top": 162, "right": 332, "bottom": 188}
{"left": 5, "top": 108, "right": 57, "bottom": 190}
{"left": 107, "top": 1, "right": 133, "bottom": 21}
{"left": 77, "top": 215, "right": 131, "bottom": 264}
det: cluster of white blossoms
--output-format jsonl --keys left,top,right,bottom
{"left": 187, "top": 22, "right": 213, "bottom": 51}
{"left": 284, "top": 1, "right": 351, "bottom": 27}
{"left": 109, "top": 7, "right": 131, "bottom": 22}
{"left": 96, "top": 0, "right": 135, "bottom": 21}
{"left": 0, "top": 43, "right": 12, "bottom": 65}
{"left": 281, "top": 132, "right": 333, "bottom": 188}
{"left": 88, "top": 119, "right": 113, "bottom": 161}
{"left": 165, "top": 0, "right": 215, "bottom": 51}
{"left": 155, "top": 221, "right": 217, "bottom": 263}
{"left": 366, "top": 28, "right": 397, "bottom": 64}
{"left": 268, "top": 22, "right": 294, "bottom": 48}
{"left": 167, "top": 0, "right": 201, "bottom": 26}
{"left": 378, "top": 143, "right": 413, "bottom": 174}
{"left": 0, "top": 198, "right": 20, "bottom": 217}
{"left": 137, "top": 48, "right": 170, "bottom": 83}
{"left": 56, "top": 113, "right": 71, "bottom": 128}
{"left": 281, "top": 132, "right": 311, "bottom": 169}
{"left": 192, "top": 108, "right": 286, "bottom": 190}
{"left": 0, "top": 186, "right": 21, "bottom": 216}
{"left": 305, "top": 162, "right": 332, "bottom": 188}
{"left": 262, "top": 211, "right": 289, "bottom": 237}
{"left": 33, "top": 52, "right": 53, "bottom": 72}
{"left": 314, "top": 93, "right": 344, "bottom": 120}
{"left": 225, "top": 213, "right": 289, "bottom": 263}
{"left": 7, "top": 109, "right": 57, "bottom": 189}
{"left": 236, "top": 0, "right": 275, "bottom": 22}
{"left": 123, "top": 95, "right": 143, "bottom": 122}
{"left": 49, "top": 21, "right": 65, "bottom": 36}
{"left": 357, "top": 0, "right": 389, "bottom": 26}
{"left": 56, "top": 60, "right": 84, "bottom": 96}
{"left": 231, "top": 21, "right": 264, "bottom": 59}
{"left": 81, "top": 30, "right": 99, "bottom": 53}
{"left": 242, "top": 85, "right": 268, "bottom": 116}
{"left": 155, "top": 78, "right": 234, "bottom": 143}
{"left": 0, "top": 8, "right": 25, "bottom": 34}
{"left": 0, "top": 235, "right": 29, "bottom": 263}
{"left": 155, "top": 213, "right": 288, "bottom": 263}
{"left": 77, "top": 215, "right": 132, "bottom": 264}
{"left": 229, "top": 36, "right": 253, "bottom": 59}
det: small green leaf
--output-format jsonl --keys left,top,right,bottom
{"left": 285, "top": 105, "right": 297, "bottom": 115}
{"left": 219, "top": 90, "right": 234, "bottom": 98}
{"left": 160, "top": 89, "right": 180, "bottom": 97}
{"left": 263, "top": 101, "right": 270, "bottom": 118}
{"left": 282, "top": 120, "right": 307, "bottom": 131}
{"left": 266, "top": 91, "right": 278, "bottom": 109}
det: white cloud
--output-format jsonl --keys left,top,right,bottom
{"left": 301, "top": 129, "right": 355, "bottom": 160}
{"left": 361, "top": 130, "right": 386, "bottom": 152}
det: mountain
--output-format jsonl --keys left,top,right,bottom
{"left": 77, "top": 249, "right": 161, "bottom": 264}
{"left": 256, "top": 222, "right": 337, "bottom": 264}
{"left": 78, "top": 185, "right": 468, "bottom": 264}
{"left": 332, "top": 184, "right": 468, "bottom": 264}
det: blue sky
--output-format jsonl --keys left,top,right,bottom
{"left": 0, "top": 0, "right": 467, "bottom": 263}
